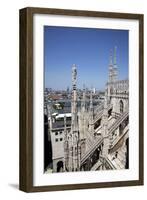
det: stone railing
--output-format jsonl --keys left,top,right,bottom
{"left": 109, "top": 127, "right": 129, "bottom": 154}
{"left": 108, "top": 111, "right": 128, "bottom": 135}
{"left": 81, "top": 137, "right": 103, "bottom": 165}
{"left": 94, "top": 103, "right": 104, "bottom": 115}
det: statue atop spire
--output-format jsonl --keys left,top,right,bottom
{"left": 72, "top": 64, "right": 77, "bottom": 90}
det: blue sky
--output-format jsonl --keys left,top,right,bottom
{"left": 44, "top": 26, "right": 128, "bottom": 90}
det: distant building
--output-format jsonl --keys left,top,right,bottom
{"left": 93, "top": 87, "right": 96, "bottom": 94}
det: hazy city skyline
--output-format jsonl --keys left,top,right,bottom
{"left": 44, "top": 26, "right": 128, "bottom": 90}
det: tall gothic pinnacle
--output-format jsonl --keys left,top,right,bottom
{"left": 113, "top": 46, "right": 117, "bottom": 67}
{"left": 109, "top": 49, "right": 113, "bottom": 66}
{"left": 109, "top": 49, "right": 113, "bottom": 83}
{"left": 113, "top": 46, "right": 118, "bottom": 81}
{"left": 108, "top": 46, "right": 118, "bottom": 83}
{"left": 64, "top": 114, "right": 67, "bottom": 129}
{"left": 81, "top": 84, "right": 86, "bottom": 113}
{"left": 90, "top": 88, "right": 93, "bottom": 110}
